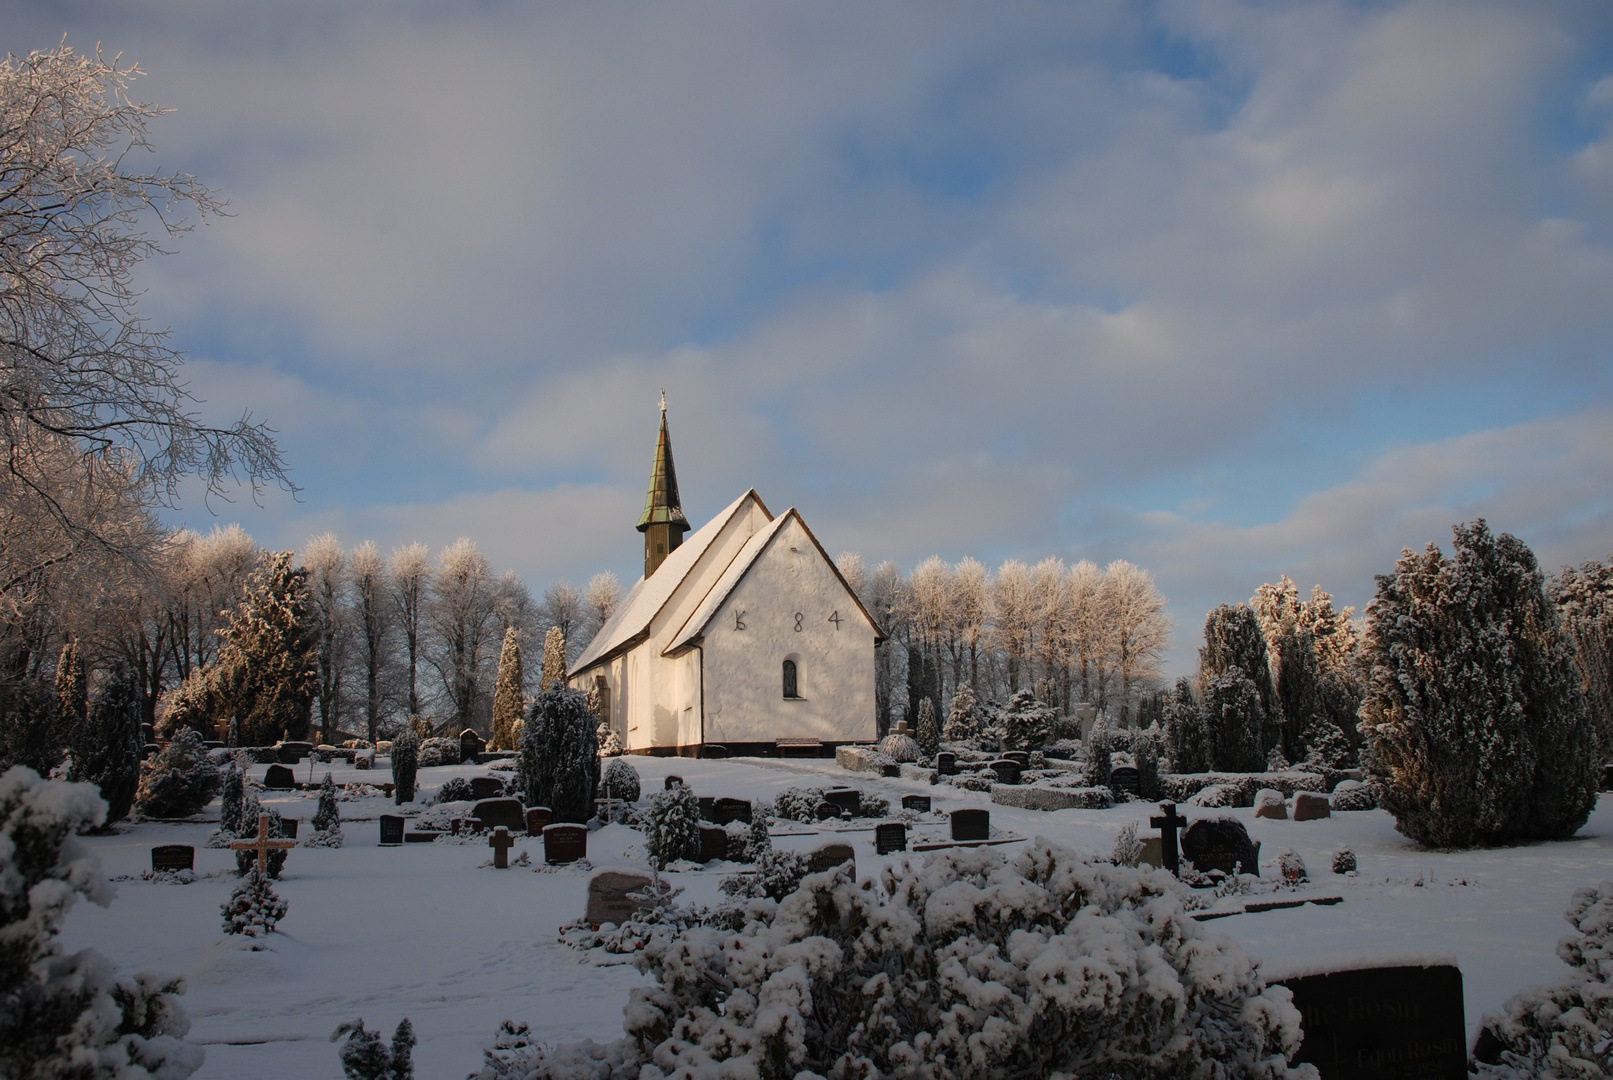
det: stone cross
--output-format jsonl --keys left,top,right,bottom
{"left": 489, "top": 826, "right": 515, "bottom": 869}
{"left": 231, "top": 813, "right": 295, "bottom": 874}
{"left": 1150, "top": 802, "right": 1188, "bottom": 876}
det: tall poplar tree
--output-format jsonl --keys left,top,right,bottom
{"left": 491, "top": 627, "right": 524, "bottom": 751}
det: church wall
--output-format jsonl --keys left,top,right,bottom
{"left": 698, "top": 516, "right": 876, "bottom": 746}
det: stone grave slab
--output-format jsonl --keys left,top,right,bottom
{"left": 276, "top": 741, "right": 314, "bottom": 763}
{"left": 875, "top": 822, "right": 907, "bottom": 854}
{"left": 1280, "top": 962, "right": 1467, "bottom": 1080}
{"left": 1110, "top": 766, "right": 1140, "bottom": 795}
{"left": 881, "top": 763, "right": 902, "bottom": 778}
{"left": 472, "top": 797, "right": 527, "bottom": 833}
{"left": 543, "top": 823, "right": 588, "bottom": 864}
{"left": 379, "top": 815, "right": 405, "bottom": 846}
{"left": 806, "top": 842, "right": 855, "bottom": 875}
{"left": 697, "top": 796, "right": 718, "bottom": 821}
{"left": 935, "top": 752, "right": 957, "bottom": 776}
{"left": 816, "top": 801, "right": 844, "bottom": 821}
{"left": 1002, "top": 751, "right": 1031, "bottom": 769}
{"left": 525, "top": 806, "right": 553, "bottom": 834}
{"left": 263, "top": 764, "right": 297, "bottom": 790}
{"left": 274, "top": 815, "right": 299, "bottom": 839}
{"left": 151, "top": 845, "right": 194, "bottom": 872}
{"left": 470, "top": 776, "right": 505, "bottom": 800}
{"left": 1137, "top": 836, "right": 1164, "bottom": 868}
{"left": 460, "top": 729, "right": 486, "bottom": 762}
{"left": 988, "top": 760, "right": 1021, "bottom": 785}
{"left": 1180, "top": 817, "right": 1260, "bottom": 876}
{"left": 1255, "top": 789, "right": 1288, "bottom": 819}
{"left": 713, "top": 797, "right": 752, "bottom": 824}
{"left": 664, "top": 774, "right": 684, "bottom": 790}
{"left": 1293, "top": 791, "right": 1331, "bottom": 821}
{"left": 1603, "top": 763, "right": 1613, "bottom": 792}
{"left": 901, "top": 795, "right": 932, "bottom": 812}
{"left": 951, "top": 808, "right": 990, "bottom": 842}
{"left": 698, "top": 824, "right": 729, "bottom": 862}
{"left": 824, "top": 789, "right": 861, "bottom": 815}
{"left": 403, "top": 831, "right": 440, "bottom": 843}
{"left": 586, "top": 870, "right": 656, "bottom": 927}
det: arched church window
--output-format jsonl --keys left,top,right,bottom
{"left": 782, "top": 659, "right": 799, "bottom": 699}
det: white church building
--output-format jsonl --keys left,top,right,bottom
{"left": 568, "top": 402, "right": 883, "bottom": 756}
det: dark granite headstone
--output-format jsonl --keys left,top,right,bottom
{"left": 664, "top": 774, "right": 684, "bottom": 790}
{"left": 816, "top": 801, "right": 843, "bottom": 821}
{"left": 277, "top": 741, "right": 314, "bottom": 764}
{"left": 1180, "top": 817, "right": 1261, "bottom": 876}
{"left": 988, "top": 760, "right": 1021, "bottom": 785}
{"left": 404, "top": 831, "right": 440, "bottom": 843}
{"left": 713, "top": 797, "right": 752, "bottom": 824}
{"left": 1110, "top": 766, "right": 1140, "bottom": 795}
{"left": 472, "top": 797, "right": 527, "bottom": 834}
{"left": 902, "top": 795, "right": 932, "bottom": 812}
{"left": 379, "top": 815, "right": 405, "bottom": 846}
{"left": 951, "top": 808, "right": 990, "bottom": 841}
{"left": 875, "top": 822, "right": 907, "bottom": 854}
{"left": 543, "top": 823, "right": 588, "bottom": 864}
{"left": 698, "top": 824, "right": 729, "bottom": 862}
{"left": 806, "top": 842, "right": 855, "bottom": 875}
{"left": 470, "top": 776, "right": 505, "bottom": 801}
{"left": 525, "top": 806, "right": 553, "bottom": 834}
{"left": 935, "top": 752, "right": 957, "bottom": 776}
{"left": 1003, "top": 751, "right": 1031, "bottom": 769}
{"left": 151, "top": 845, "right": 194, "bottom": 872}
{"left": 824, "top": 789, "right": 861, "bottom": 815}
{"left": 274, "top": 815, "right": 298, "bottom": 839}
{"left": 586, "top": 870, "right": 656, "bottom": 927}
{"left": 460, "top": 729, "right": 486, "bottom": 763}
{"left": 697, "top": 796, "right": 718, "bottom": 822}
{"left": 1280, "top": 963, "right": 1467, "bottom": 1080}
{"left": 263, "top": 764, "right": 297, "bottom": 789}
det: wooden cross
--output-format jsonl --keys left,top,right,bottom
{"left": 231, "top": 813, "right": 296, "bottom": 874}
{"left": 1150, "top": 802, "right": 1188, "bottom": 876}
{"left": 489, "top": 826, "right": 515, "bottom": 869}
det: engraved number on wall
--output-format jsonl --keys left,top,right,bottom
{"left": 734, "top": 610, "right": 746, "bottom": 631}
{"left": 793, "top": 612, "right": 804, "bottom": 632}
{"left": 828, "top": 610, "right": 842, "bottom": 630}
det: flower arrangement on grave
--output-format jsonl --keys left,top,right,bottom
{"left": 222, "top": 866, "right": 288, "bottom": 939}
{"left": 0, "top": 766, "right": 201, "bottom": 1079}
{"left": 642, "top": 783, "right": 701, "bottom": 870}
{"left": 332, "top": 1018, "right": 416, "bottom": 1080}
{"left": 304, "top": 773, "right": 343, "bottom": 847}
{"left": 134, "top": 728, "right": 220, "bottom": 819}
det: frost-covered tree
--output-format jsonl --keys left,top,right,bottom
{"left": 600, "top": 758, "right": 641, "bottom": 803}
{"left": 304, "top": 533, "right": 347, "bottom": 746}
{"left": 1084, "top": 716, "right": 1111, "bottom": 789}
{"left": 332, "top": 1017, "right": 416, "bottom": 1080}
{"left": 306, "top": 772, "right": 343, "bottom": 847}
{"left": 490, "top": 627, "right": 524, "bottom": 752}
{"left": 1360, "top": 521, "right": 1598, "bottom": 847}
{"left": 581, "top": 571, "right": 621, "bottom": 648}
{"left": 642, "top": 783, "right": 700, "bottom": 870}
{"left": 915, "top": 697, "right": 939, "bottom": 757}
{"left": 222, "top": 866, "right": 287, "bottom": 938}
{"left": 427, "top": 539, "right": 499, "bottom": 732}
{"left": 1162, "top": 677, "right": 1206, "bottom": 774}
{"left": 943, "top": 683, "right": 979, "bottom": 742}
{"left": 0, "top": 677, "right": 62, "bottom": 775}
{"left": 1103, "top": 560, "right": 1171, "bottom": 722}
{"left": 1201, "top": 666, "right": 1266, "bottom": 773}
{"left": 135, "top": 728, "right": 218, "bottom": 818}
{"left": 1250, "top": 576, "right": 1362, "bottom": 764}
{"left": 1553, "top": 557, "right": 1613, "bottom": 766}
{"left": 388, "top": 542, "right": 431, "bottom": 719}
{"left": 520, "top": 687, "right": 598, "bottom": 822}
{"left": 68, "top": 660, "right": 143, "bottom": 825}
{"left": 0, "top": 766, "right": 201, "bottom": 1079}
{"left": 1000, "top": 688, "right": 1054, "bottom": 752}
{"left": 1199, "top": 605, "right": 1280, "bottom": 756}
{"left": 539, "top": 582, "right": 583, "bottom": 664}
{"left": 55, "top": 639, "right": 86, "bottom": 729}
{"left": 539, "top": 626, "right": 567, "bottom": 692}
{"left": 391, "top": 729, "right": 419, "bottom": 804}
{"left": 349, "top": 541, "right": 393, "bottom": 745}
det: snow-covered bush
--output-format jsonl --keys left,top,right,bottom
{"left": 417, "top": 736, "right": 459, "bottom": 768}
{"left": 1202, "top": 665, "right": 1267, "bottom": 773}
{"left": 391, "top": 729, "right": 418, "bottom": 804}
{"left": 135, "top": 729, "right": 220, "bottom": 819}
{"left": 305, "top": 772, "right": 343, "bottom": 847}
{"left": 1189, "top": 783, "right": 1239, "bottom": 808}
{"left": 520, "top": 687, "right": 600, "bottom": 823}
{"left": 1001, "top": 688, "right": 1055, "bottom": 751}
{"left": 222, "top": 866, "right": 288, "bottom": 939}
{"left": 721, "top": 846, "right": 809, "bottom": 902}
{"left": 642, "top": 783, "right": 700, "bottom": 870}
{"left": 1329, "top": 780, "right": 1373, "bottom": 811}
{"left": 1276, "top": 850, "right": 1307, "bottom": 884}
{"left": 1331, "top": 849, "right": 1356, "bottom": 875}
{"left": 952, "top": 770, "right": 995, "bottom": 793}
{"left": 944, "top": 684, "right": 980, "bottom": 742}
{"left": 436, "top": 776, "right": 475, "bottom": 803}
{"left": 234, "top": 792, "right": 289, "bottom": 878}
{"left": 499, "top": 841, "right": 1313, "bottom": 1080}
{"left": 332, "top": 1017, "right": 415, "bottom": 1080}
{"left": 1162, "top": 676, "right": 1206, "bottom": 774}
{"left": 218, "top": 762, "right": 245, "bottom": 835}
{"left": 0, "top": 766, "right": 201, "bottom": 1079}
{"left": 1474, "top": 881, "right": 1613, "bottom": 1077}
{"left": 601, "top": 758, "right": 641, "bottom": 803}
{"left": 877, "top": 730, "right": 922, "bottom": 762}
{"left": 67, "top": 660, "right": 143, "bottom": 826}
{"left": 1110, "top": 820, "right": 1142, "bottom": 866}
{"left": 1084, "top": 716, "right": 1111, "bottom": 789}
{"left": 597, "top": 721, "right": 623, "bottom": 757}
{"left": 774, "top": 786, "right": 825, "bottom": 823}
{"left": 1134, "top": 727, "right": 1163, "bottom": 800}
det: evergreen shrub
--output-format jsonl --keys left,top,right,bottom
{"left": 642, "top": 784, "right": 700, "bottom": 870}
{"left": 391, "top": 729, "right": 419, "bottom": 804}
{"left": 135, "top": 729, "right": 220, "bottom": 819}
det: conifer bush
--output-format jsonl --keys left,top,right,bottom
{"left": 1202, "top": 666, "right": 1266, "bottom": 773}
{"left": 69, "top": 661, "right": 143, "bottom": 826}
{"left": 915, "top": 697, "right": 939, "bottom": 757}
{"left": 520, "top": 687, "right": 599, "bottom": 822}
{"left": 1162, "top": 676, "right": 1206, "bottom": 774}
{"left": 601, "top": 758, "right": 641, "bottom": 803}
{"left": 1360, "top": 521, "right": 1598, "bottom": 847}
{"left": 222, "top": 866, "right": 288, "bottom": 938}
{"left": 1000, "top": 688, "right": 1055, "bottom": 751}
{"left": 391, "top": 729, "right": 419, "bottom": 804}
{"left": 1084, "top": 716, "right": 1112, "bottom": 789}
{"left": 642, "top": 783, "right": 700, "bottom": 870}
{"left": 491, "top": 627, "right": 525, "bottom": 751}
{"left": 333, "top": 1018, "right": 416, "bottom": 1080}
{"left": 305, "top": 772, "right": 343, "bottom": 847}
{"left": 135, "top": 729, "right": 219, "bottom": 819}
{"left": 235, "top": 791, "right": 289, "bottom": 877}
{"left": 943, "top": 684, "right": 980, "bottom": 742}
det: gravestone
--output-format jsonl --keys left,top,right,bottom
{"left": 489, "top": 826, "right": 515, "bottom": 869}
{"left": 1255, "top": 789, "right": 1288, "bottom": 820}
{"left": 151, "top": 845, "right": 194, "bottom": 872}
{"left": 935, "top": 752, "right": 957, "bottom": 776}
{"left": 664, "top": 775, "right": 684, "bottom": 790}
{"left": 806, "top": 842, "right": 855, "bottom": 875}
{"left": 698, "top": 824, "right": 729, "bottom": 862}
{"left": 1137, "top": 836, "right": 1164, "bottom": 868}
{"left": 881, "top": 764, "right": 902, "bottom": 778}
{"left": 1280, "top": 962, "right": 1467, "bottom": 1080}
{"left": 815, "top": 801, "right": 843, "bottom": 821}
{"left": 951, "top": 808, "right": 990, "bottom": 842}
{"left": 472, "top": 797, "right": 527, "bottom": 834}
{"left": 277, "top": 741, "right": 314, "bottom": 763}
{"left": 404, "top": 830, "right": 439, "bottom": 843}
{"left": 263, "top": 764, "right": 297, "bottom": 790}
{"left": 470, "top": 776, "right": 505, "bottom": 800}
{"left": 1180, "top": 817, "right": 1261, "bottom": 876}
{"left": 697, "top": 796, "right": 718, "bottom": 822}
{"left": 586, "top": 870, "right": 656, "bottom": 927}
{"left": 823, "top": 789, "right": 861, "bottom": 815}
{"left": 1110, "top": 766, "right": 1140, "bottom": 796}
{"left": 460, "top": 729, "right": 486, "bottom": 763}
{"left": 543, "top": 823, "right": 588, "bottom": 864}
{"left": 1150, "top": 802, "right": 1187, "bottom": 875}
{"left": 274, "top": 815, "right": 299, "bottom": 839}
{"left": 1293, "top": 791, "right": 1332, "bottom": 821}
{"left": 988, "top": 760, "right": 1021, "bottom": 785}
{"left": 1003, "top": 751, "right": 1031, "bottom": 769}
{"left": 379, "top": 815, "right": 405, "bottom": 845}
{"left": 525, "top": 806, "right": 553, "bottom": 834}
{"left": 901, "top": 795, "right": 932, "bottom": 812}
{"left": 713, "top": 797, "right": 752, "bottom": 824}
{"left": 875, "top": 822, "right": 907, "bottom": 854}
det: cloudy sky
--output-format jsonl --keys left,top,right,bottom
{"left": 13, "top": 1, "right": 1613, "bottom": 672}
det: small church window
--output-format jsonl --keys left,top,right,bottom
{"left": 782, "top": 659, "right": 799, "bottom": 699}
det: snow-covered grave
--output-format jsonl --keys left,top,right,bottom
{"left": 60, "top": 753, "right": 1613, "bottom": 1078}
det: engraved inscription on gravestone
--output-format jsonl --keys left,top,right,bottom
{"left": 472, "top": 797, "right": 527, "bottom": 834}
{"left": 150, "top": 845, "right": 194, "bottom": 872}
{"left": 901, "top": 795, "right": 931, "bottom": 812}
{"left": 469, "top": 776, "right": 504, "bottom": 801}
{"left": 806, "top": 842, "right": 855, "bottom": 875}
{"left": 935, "top": 752, "right": 957, "bottom": 776}
{"left": 988, "top": 760, "right": 1021, "bottom": 785}
{"left": 875, "top": 822, "right": 907, "bottom": 854}
{"left": 1278, "top": 962, "right": 1467, "bottom": 1080}
{"left": 586, "top": 870, "right": 656, "bottom": 927}
{"left": 543, "top": 823, "right": 588, "bottom": 864}
{"left": 379, "top": 815, "right": 405, "bottom": 846}
{"left": 824, "top": 789, "right": 861, "bottom": 815}
{"left": 1109, "top": 766, "right": 1140, "bottom": 795}
{"left": 525, "top": 806, "right": 554, "bottom": 834}
{"left": 713, "top": 797, "right": 752, "bottom": 824}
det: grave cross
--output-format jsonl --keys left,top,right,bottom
{"left": 1150, "top": 802, "right": 1188, "bottom": 876}
{"left": 489, "top": 826, "right": 515, "bottom": 869}
{"left": 231, "top": 813, "right": 295, "bottom": 874}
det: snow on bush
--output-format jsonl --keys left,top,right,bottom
{"left": 332, "top": 1017, "right": 416, "bottom": 1080}
{"left": 485, "top": 840, "right": 1313, "bottom": 1080}
{"left": 135, "top": 728, "right": 220, "bottom": 819}
{"left": 1276, "top": 850, "right": 1307, "bottom": 884}
{"left": 304, "top": 772, "right": 343, "bottom": 847}
{"left": 1331, "top": 849, "right": 1356, "bottom": 875}
{"left": 1109, "top": 820, "right": 1142, "bottom": 866}
{"left": 597, "top": 721, "right": 623, "bottom": 757}
{"left": 601, "top": 758, "right": 641, "bottom": 803}
{"left": 436, "top": 776, "right": 475, "bottom": 803}
{"left": 1190, "top": 783, "right": 1240, "bottom": 808}
{"left": 642, "top": 783, "right": 701, "bottom": 870}
{"left": 1474, "top": 881, "right": 1613, "bottom": 1077}
{"left": 1328, "top": 780, "right": 1373, "bottom": 812}
{"left": 0, "top": 766, "right": 201, "bottom": 1079}
{"left": 417, "top": 736, "right": 459, "bottom": 768}
{"left": 877, "top": 730, "right": 922, "bottom": 762}
{"left": 391, "top": 729, "right": 419, "bottom": 804}
{"left": 222, "top": 866, "right": 288, "bottom": 939}
{"left": 944, "top": 684, "right": 980, "bottom": 742}
{"left": 1001, "top": 688, "right": 1055, "bottom": 751}
{"left": 519, "top": 687, "right": 600, "bottom": 823}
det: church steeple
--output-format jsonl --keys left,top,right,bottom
{"left": 636, "top": 391, "right": 689, "bottom": 578}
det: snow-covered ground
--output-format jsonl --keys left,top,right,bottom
{"left": 60, "top": 755, "right": 1612, "bottom": 1079}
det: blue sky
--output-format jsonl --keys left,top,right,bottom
{"left": 11, "top": 0, "right": 1613, "bottom": 673}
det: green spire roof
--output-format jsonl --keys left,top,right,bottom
{"left": 636, "top": 397, "right": 689, "bottom": 532}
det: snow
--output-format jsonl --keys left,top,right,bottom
{"left": 57, "top": 754, "right": 1613, "bottom": 1078}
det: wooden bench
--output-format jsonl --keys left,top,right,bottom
{"left": 775, "top": 737, "right": 822, "bottom": 758}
